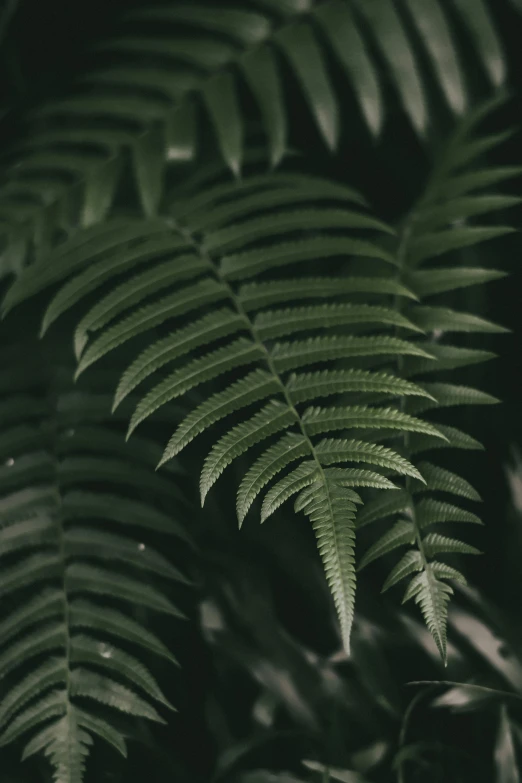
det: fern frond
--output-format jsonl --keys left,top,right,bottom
{"left": 3, "top": 176, "right": 439, "bottom": 654}
{"left": 3, "top": 89, "right": 513, "bottom": 661}
{"left": 0, "top": 339, "right": 190, "bottom": 780}
{"left": 358, "top": 95, "right": 514, "bottom": 659}
{"left": 0, "top": 0, "right": 507, "bottom": 278}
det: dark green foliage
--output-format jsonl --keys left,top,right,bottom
{"left": 0, "top": 0, "right": 521, "bottom": 781}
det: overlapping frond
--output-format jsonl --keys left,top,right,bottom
{"left": 3, "top": 174, "right": 437, "bottom": 655}
{"left": 357, "top": 96, "right": 517, "bottom": 661}
{"left": 0, "top": 0, "right": 507, "bottom": 278}
{"left": 0, "top": 338, "right": 190, "bottom": 781}
{"left": 2, "top": 95, "right": 515, "bottom": 661}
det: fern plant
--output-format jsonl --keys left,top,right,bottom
{"left": 4, "top": 96, "right": 516, "bottom": 664}
{"left": 0, "top": 0, "right": 507, "bottom": 278}
{"left": 3, "top": 169, "right": 440, "bottom": 655}
{"left": 0, "top": 1, "right": 519, "bottom": 780}
{"left": 0, "top": 333, "right": 191, "bottom": 779}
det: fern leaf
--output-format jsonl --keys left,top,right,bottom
{"left": 0, "top": 624, "right": 65, "bottom": 680}
{"left": 255, "top": 303, "right": 421, "bottom": 341}
{"left": 221, "top": 237, "right": 397, "bottom": 280}
{"left": 404, "top": 0, "right": 466, "bottom": 115}
{"left": 315, "top": 438, "right": 424, "bottom": 482}
{"left": 408, "top": 424, "right": 484, "bottom": 455}
{"left": 422, "top": 532, "right": 481, "bottom": 557}
{"left": 0, "top": 552, "right": 60, "bottom": 595}
{"left": 127, "top": 339, "right": 264, "bottom": 436}
{"left": 355, "top": 0, "right": 426, "bottom": 133}
{"left": 0, "top": 691, "right": 65, "bottom": 747}
{"left": 452, "top": 0, "right": 505, "bottom": 86}
{"left": 127, "top": 5, "right": 271, "bottom": 45}
{"left": 359, "top": 520, "right": 416, "bottom": 570}
{"left": 70, "top": 601, "right": 178, "bottom": 666}
{"left": 276, "top": 22, "right": 339, "bottom": 150}
{"left": 241, "top": 46, "right": 286, "bottom": 167}
{"left": 188, "top": 181, "right": 369, "bottom": 233}
{"left": 2, "top": 219, "right": 168, "bottom": 313}
{"left": 430, "top": 562, "right": 467, "bottom": 584}
{"left": 409, "top": 226, "right": 513, "bottom": 264}
{"left": 413, "top": 462, "right": 481, "bottom": 501}
{"left": 240, "top": 277, "right": 416, "bottom": 311}
{"left": 175, "top": 173, "right": 367, "bottom": 219}
{"left": 132, "top": 125, "right": 165, "bottom": 217}
{"left": 414, "top": 195, "right": 520, "bottom": 229}
{"left": 65, "top": 529, "right": 188, "bottom": 581}
{"left": 203, "top": 72, "right": 243, "bottom": 177}
{"left": 355, "top": 490, "right": 413, "bottom": 529}
{"left": 236, "top": 433, "right": 309, "bottom": 525}
{"left": 63, "top": 491, "right": 190, "bottom": 540}
{"left": 409, "top": 305, "right": 508, "bottom": 334}
{"left": 416, "top": 499, "right": 483, "bottom": 528}
{"left": 21, "top": 714, "right": 91, "bottom": 783}
{"left": 76, "top": 280, "right": 229, "bottom": 376}
{"left": 407, "top": 382, "right": 499, "bottom": 414}
{"left": 302, "top": 405, "right": 445, "bottom": 440}
{"left": 70, "top": 635, "right": 172, "bottom": 708}
{"left": 402, "top": 344, "right": 496, "bottom": 377}
{"left": 73, "top": 254, "right": 208, "bottom": 356}
{"left": 0, "top": 658, "right": 65, "bottom": 730}
{"left": 67, "top": 564, "right": 185, "bottom": 617}
{"left": 408, "top": 267, "right": 506, "bottom": 297}
{"left": 204, "top": 208, "right": 393, "bottom": 253}
{"left": 0, "top": 590, "right": 63, "bottom": 647}
{"left": 298, "top": 474, "right": 357, "bottom": 652}
{"left": 160, "top": 369, "right": 279, "bottom": 462}
{"left": 320, "top": 467, "right": 398, "bottom": 491}
{"left": 315, "top": 0, "right": 382, "bottom": 136}
{"left": 402, "top": 568, "right": 453, "bottom": 661}
{"left": 381, "top": 550, "right": 423, "bottom": 592}
{"left": 260, "top": 462, "right": 318, "bottom": 522}
{"left": 272, "top": 335, "right": 431, "bottom": 372}
{"left": 70, "top": 669, "right": 164, "bottom": 723}
{"left": 432, "top": 166, "right": 522, "bottom": 199}
{"left": 200, "top": 402, "right": 298, "bottom": 503}
{"left": 113, "top": 309, "right": 246, "bottom": 409}
{"left": 74, "top": 708, "right": 127, "bottom": 759}
{"left": 287, "top": 368, "right": 433, "bottom": 404}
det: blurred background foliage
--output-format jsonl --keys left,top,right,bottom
{"left": 1, "top": 0, "right": 522, "bottom": 781}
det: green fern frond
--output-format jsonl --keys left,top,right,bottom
{"left": 0, "top": 340, "right": 190, "bottom": 780}
{"left": 3, "top": 175, "right": 437, "bottom": 654}
{"left": 0, "top": 0, "right": 507, "bottom": 278}
{"left": 358, "top": 95, "right": 514, "bottom": 659}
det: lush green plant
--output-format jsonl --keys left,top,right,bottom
{"left": 0, "top": 1, "right": 521, "bottom": 781}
